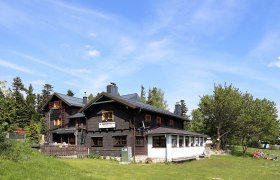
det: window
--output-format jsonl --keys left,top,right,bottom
{"left": 91, "top": 137, "right": 103, "bottom": 147}
{"left": 172, "top": 135, "right": 177, "bottom": 147}
{"left": 191, "top": 137, "right": 195, "bottom": 147}
{"left": 136, "top": 136, "right": 144, "bottom": 146}
{"left": 156, "top": 117, "right": 161, "bottom": 126}
{"left": 53, "top": 101, "right": 60, "bottom": 109}
{"left": 185, "top": 136, "right": 190, "bottom": 147}
{"left": 102, "top": 111, "right": 113, "bottom": 121}
{"left": 179, "top": 136, "right": 183, "bottom": 147}
{"left": 169, "top": 119, "right": 174, "bottom": 127}
{"left": 114, "top": 136, "right": 127, "bottom": 146}
{"left": 195, "top": 137, "right": 199, "bottom": 146}
{"left": 200, "top": 137, "right": 204, "bottom": 146}
{"left": 54, "top": 119, "right": 62, "bottom": 126}
{"left": 145, "top": 114, "right": 151, "bottom": 122}
{"left": 152, "top": 136, "right": 166, "bottom": 148}
{"left": 49, "top": 101, "right": 61, "bottom": 109}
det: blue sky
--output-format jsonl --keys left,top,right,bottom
{"left": 1, "top": 0, "right": 280, "bottom": 114}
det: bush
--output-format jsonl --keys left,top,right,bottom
{"left": 88, "top": 152, "right": 101, "bottom": 159}
{"left": 0, "top": 140, "right": 33, "bottom": 161}
{"left": 269, "top": 145, "right": 279, "bottom": 150}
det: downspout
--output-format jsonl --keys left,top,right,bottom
{"left": 133, "top": 116, "right": 136, "bottom": 163}
{"left": 165, "top": 134, "right": 167, "bottom": 162}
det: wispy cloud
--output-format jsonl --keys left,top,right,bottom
{"left": 248, "top": 32, "right": 280, "bottom": 61}
{"left": 0, "top": 59, "right": 34, "bottom": 74}
{"left": 268, "top": 56, "right": 280, "bottom": 68}
{"left": 0, "top": 1, "right": 31, "bottom": 28}
{"left": 14, "top": 52, "right": 90, "bottom": 78}
{"left": 87, "top": 49, "right": 100, "bottom": 57}
{"left": 47, "top": 0, "right": 110, "bottom": 20}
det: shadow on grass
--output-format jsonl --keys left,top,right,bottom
{"left": 227, "top": 146, "right": 253, "bottom": 157}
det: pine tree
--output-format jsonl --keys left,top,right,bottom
{"left": 140, "top": 85, "right": 146, "bottom": 103}
{"left": 37, "top": 83, "right": 53, "bottom": 113}
{"left": 88, "top": 93, "right": 94, "bottom": 101}
{"left": 11, "top": 77, "right": 28, "bottom": 129}
{"left": 26, "top": 84, "right": 41, "bottom": 123}
{"left": 146, "top": 87, "right": 168, "bottom": 110}
{"left": 67, "top": 89, "right": 74, "bottom": 96}
{"left": 180, "top": 99, "right": 188, "bottom": 117}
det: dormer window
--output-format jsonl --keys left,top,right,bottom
{"left": 156, "top": 116, "right": 161, "bottom": 126}
{"left": 49, "top": 101, "right": 61, "bottom": 109}
{"left": 145, "top": 114, "right": 151, "bottom": 122}
{"left": 169, "top": 119, "right": 174, "bottom": 127}
{"left": 102, "top": 111, "right": 113, "bottom": 121}
{"left": 54, "top": 119, "right": 62, "bottom": 126}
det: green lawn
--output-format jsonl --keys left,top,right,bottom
{"left": 1, "top": 148, "right": 280, "bottom": 180}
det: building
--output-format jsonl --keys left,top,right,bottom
{"left": 44, "top": 83, "right": 208, "bottom": 162}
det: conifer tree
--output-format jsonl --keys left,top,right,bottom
{"left": 67, "top": 89, "right": 74, "bottom": 96}
{"left": 140, "top": 85, "right": 146, "bottom": 103}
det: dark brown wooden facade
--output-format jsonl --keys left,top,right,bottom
{"left": 44, "top": 85, "right": 187, "bottom": 158}
{"left": 81, "top": 94, "right": 186, "bottom": 157}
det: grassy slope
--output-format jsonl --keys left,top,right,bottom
{"left": 1, "top": 147, "right": 279, "bottom": 180}
{"left": 61, "top": 154, "right": 280, "bottom": 180}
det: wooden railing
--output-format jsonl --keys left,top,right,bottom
{"left": 40, "top": 145, "right": 89, "bottom": 158}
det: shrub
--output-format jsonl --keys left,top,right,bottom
{"left": 269, "top": 145, "right": 279, "bottom": 150}
{"left": 88, "top": 152, "right": 101, "bottom": 159}
{"left": 0, "top": 140, "right": 33, "bottom": 162}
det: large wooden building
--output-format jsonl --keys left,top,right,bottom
{"left": 44, "top": 83, "right": 208, "bottom": 162}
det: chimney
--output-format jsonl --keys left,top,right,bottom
{"left": 174, "top": 102, "right": 181, "bottom": 116}
{"left": 106, "top": 82, "right": 118, "bottom": 96}
{"left": 83, "top": 92, "right": 88, "bottom": 104}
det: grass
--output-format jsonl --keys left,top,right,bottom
{"left": 1, "top": 143, "right": 280, "bottom": 180}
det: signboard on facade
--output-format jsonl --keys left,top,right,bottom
{"left": 99, "top": 122, "right": 116, "bottom": 129}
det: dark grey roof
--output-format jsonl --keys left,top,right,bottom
{"left": 120, "top": 93, "right": 186, "bottom": 120}
{"left": 55, "top": 93, "right": 85, "bottom": 107}
{"left": 68, "top": 112, "right": 85, "bottom": 119}
{"left": 146, "top": 127, "right": 208, "bottom": 137}
{"left": 81, "top": 92, "right": 187, "bottom": 121}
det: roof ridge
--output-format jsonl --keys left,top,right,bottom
{"left": 55, "top": 92, "right": 83, "bottom": 100}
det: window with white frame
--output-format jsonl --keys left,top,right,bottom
{"left": 179, "top": 136, "right": 183, "bottom": 147}
{"left": 185, "top": 136, "right": 190, "bottom": 147}
{"left": 172, "top": 135, "right": 177, "bottom": 147}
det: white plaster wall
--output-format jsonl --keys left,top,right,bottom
{"left": 147, "top": 135, "right": 206, "bottom": 161}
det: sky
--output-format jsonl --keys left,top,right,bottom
{"left": 1, "top": 0, "right": 280, "bottom": 114}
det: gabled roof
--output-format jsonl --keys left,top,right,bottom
{"left": 80, "top": 92, "right": 187, "bottom": 121}
{"left": 43, "top": 92, "right": 85, "bottom": 110}
{"left": 146, "top": 127, "right": 208, "bottom": 137}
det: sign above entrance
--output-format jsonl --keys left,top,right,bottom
{"left": 99, "top": 122, "right": 116, "bottom": 129}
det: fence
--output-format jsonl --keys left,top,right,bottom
{"left": 40, "top": 145, "right": 89, "bottom": 158}
{"left": 6, "top": 132, "right": 26, "bottom": 142}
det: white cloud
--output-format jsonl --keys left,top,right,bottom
{"left": 248, "top": 32, "right": 280, "bottom": 61}
{"left": 87, "top": 49, "right": 100, "bottom": 57}
{"left": 268, "top": 57, "right": 280, "bottom": 68}
{"left": 0, "top": 59, "right": 34, "bottom": 74}
{"left": 67, "top": 68, "right": 90, "bottom": 74}
{"left": 31, "top": 79, "right": 46, "bottom": 86}
{"left": 89, "top": 32, "right": 97, "bottom": 38}
{"left": 118, "top": 37, "right": 135, "bottom": 54}
{"left": 14, "top": 52, "right": 90, "bottom": 79}
{"left": 48, "top": 0, "right": 110, "bottom": 20}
